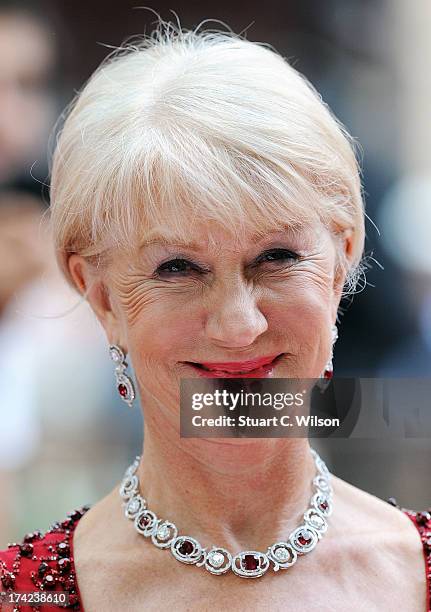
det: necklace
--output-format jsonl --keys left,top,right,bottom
{"left": 119, "top": 447, "right": 333, "bottom": 579}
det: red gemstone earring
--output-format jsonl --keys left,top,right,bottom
{"left": 109, "top": 345, "right": 136, "bottom": 407}
{"left": 318, "top": 324, "right": 338, "bottom": 392}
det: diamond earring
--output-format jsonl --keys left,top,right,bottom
{"left": 323, "top": 324, "right": 338, "bottom": 380}
{"left": 109, "top": 345, "right": 136, "bottom": 407}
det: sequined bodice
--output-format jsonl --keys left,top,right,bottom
{"left": 0, "top": 505, "right": 90, "bottom": 611}
{"left": 0, "top": 502, "right": 430, "bottom": 611}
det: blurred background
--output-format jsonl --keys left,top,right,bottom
{"left": 0, "top": 0, "right": 430, "bottom": 546}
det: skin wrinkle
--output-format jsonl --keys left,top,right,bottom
{"left": 114, "top": 271, "right": 207, "bottom": 329}
{"left": 109, "top": 219, "right": 338, "bottom": 360}
{"left": 68, "top": 217, "right": 351, "bottom": 555}
{"left": 113, "top": 234, "right": 333, "bottom": 342}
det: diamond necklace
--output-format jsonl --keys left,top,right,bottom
{"left": 119, "top": 447, "right": 333, "bottom": 579}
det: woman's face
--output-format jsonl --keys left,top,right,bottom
{"left": 97, "top": 218, "right": 349, "bottom": 420}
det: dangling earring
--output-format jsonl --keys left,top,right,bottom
{"left": 109, "top": 344, "right": 136, "bottom": 407}
{"left": 317, "top": 324, "right": 338, "bottom": 392}
{"left": 323, "top": 324, "right": 338, "bottom": 380}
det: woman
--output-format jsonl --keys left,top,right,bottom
{"left": 1, "top": 22, "right": 430, "bottom": 612}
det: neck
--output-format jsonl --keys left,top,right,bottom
{"left": 137, "top": 419, "right": 316, "bottom": 552}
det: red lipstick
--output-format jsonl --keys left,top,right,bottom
{"left": 184, "top": 354, "right": 284, "bottom": 378}
{"left": 199, "top": 355, "right": 280, "bottom": 372}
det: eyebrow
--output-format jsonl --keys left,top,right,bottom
{"left": 139, "top": 225, "right": 299, "bottom": 251}
{"left": 139, "top": 236, "right": 202, "bottom": 250}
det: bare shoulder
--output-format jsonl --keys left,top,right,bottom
{"left": 328, "top": 475, "right": 426, "bottom": 608}
{"left": 331, "top": 473, "right": 422, "bottom": 538}
{"left": 72, "top": 487, "right": 168, "bottom": 611}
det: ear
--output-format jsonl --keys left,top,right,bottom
{"left": 332, "top": 228, "right": 354, "bottom": 320}
{"left": 67, "top": 254, "right": 124, "bottom": 347}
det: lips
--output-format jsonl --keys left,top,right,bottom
{"left": 184, "top": 353, "right": 284, "bottom": 377}
{"left": 198, "top": 354, "right": 281, "bottom": 373}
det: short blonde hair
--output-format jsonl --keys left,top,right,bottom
{"left": 50, "top": 20, "right": 366, "bottom": 293}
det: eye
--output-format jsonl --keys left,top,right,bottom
{"left": 256, "top": 248, "right": 300, "bottom": 265}
{"left": 155, "top": 258, "right": 202, "bottom": 277}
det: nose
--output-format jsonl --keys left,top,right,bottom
{"left": 205, "top": 282, "right": 268, "bottom": 349}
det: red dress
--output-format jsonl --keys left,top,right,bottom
{"left": 0, "top": 501, "right": 430, "bottom": 611}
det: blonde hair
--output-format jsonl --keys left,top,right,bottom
{"left": 50, "top": 19, "right": 366, "bottom": 294}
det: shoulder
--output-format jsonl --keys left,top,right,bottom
{"left": 328, "top": 476, "right": 430, "bottom": 609}
{"left": 0, "top": 505, "right": 91, "bottom": 610}
{"left": 387, "top": 498, "right": 431, "bottom": 562}
{"left": 332, "top": 474, "right": 431, "bottom": 544}
{"left": 330, "top": 475, "right": 429, "bottom": 570}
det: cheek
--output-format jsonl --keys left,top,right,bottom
{"left": 114, "top": 275, "right": 202, "bottom": 363}
{"left": 264, "top": 269, "right": 333, "bottom": 357}
{"left": 267, "top": 263, "right": 334, "bottom": 317}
